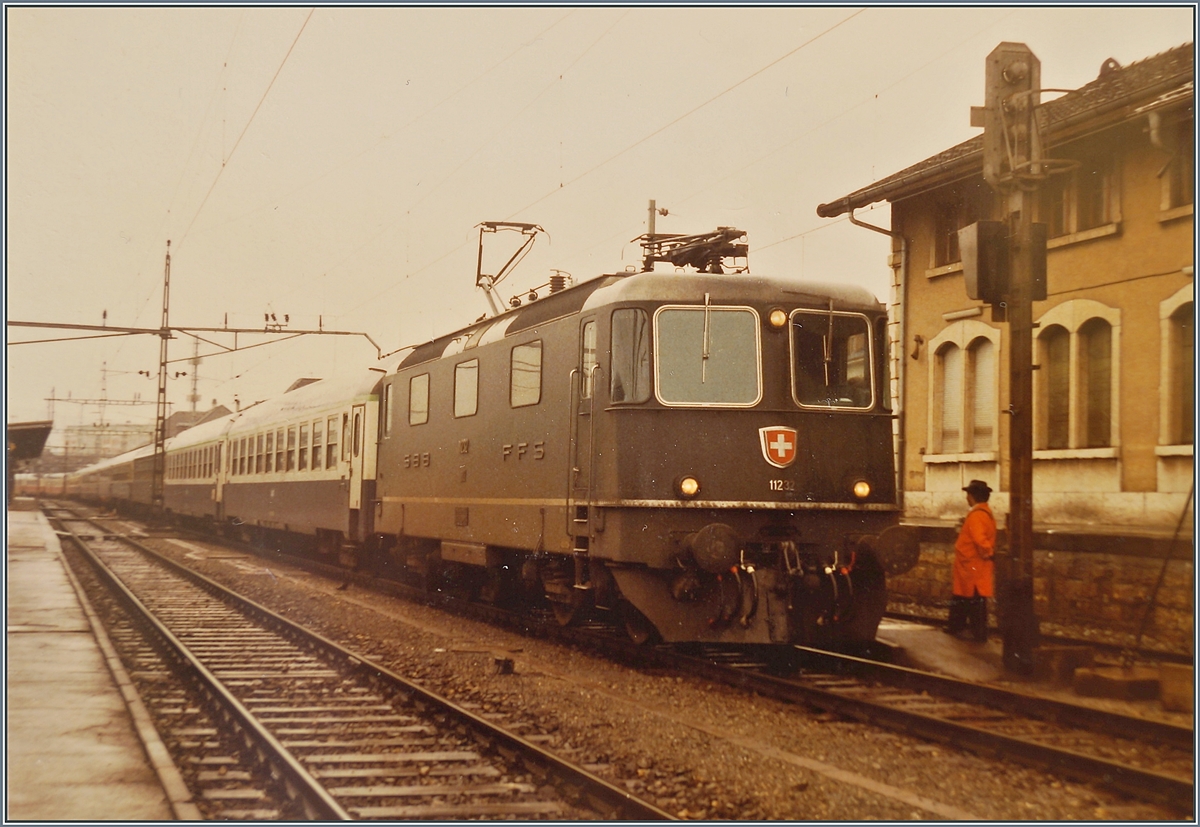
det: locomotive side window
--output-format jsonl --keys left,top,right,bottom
{"left": 381, "top": 383, "right": 393, "bottom": 437}
{"left": 654, "top": 306, "right": 761, "bottom": 406}
{"left": 791, "top": 310, "right": 874, "bottom": 409}
{"left": 580, "top": 321, "right": 597, "bottom": 399}
{"left": 454, "top": 359, "right": 479, "bottom": 417}
{"left": 299, "top": 424, "right": 309, "bottom": 470}
{"left": 287, "top": 426, "right": 296, "bottom": 471}
{"left": 510, "top": 342, "right": 542, "bottom": 407}
{"left": 353, "top": 411, "right": 362, "bottom": 456}
{"left": 611, "top": 309, "right": 650, "bottom": 403}
{"left": 311, "top": 420, "right": 323, "bottom": 470}
{"left": 326, "top": 417, "right": 338, "bottom": 467}
{"left": 409, "top": 374, "right": 429, "bottom": 425}
{"left": 276, "top": 427, "right": 286, "bottom": 471}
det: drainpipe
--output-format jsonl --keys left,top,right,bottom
{"left": 846, "top": 201, "right": 909, "bottom": 508}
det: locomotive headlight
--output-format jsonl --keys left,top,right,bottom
{"left": 678, "top": 476, "right": 701, "bottom": 498}
{"left": 768, "top": 308, "right": 788, "bottom": 329}
{"left": 852, "top": 480, "right": 871, "bottom": 499}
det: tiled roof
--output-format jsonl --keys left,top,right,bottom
{"left": 818, "top": 42, "right": 1195, "bottom": 217}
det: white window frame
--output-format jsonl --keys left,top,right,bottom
{"left": 925, "top": 319, "right": 1001, "bottom": 461}
{"left": 1033, "top": 299, "right": 1121, "bottom": 457}
{"left": 1158, "top": 283, "right": 1194, "bottom": 451}
{"left": 1044, "top": 152, "right": 1123, "bottom": 248}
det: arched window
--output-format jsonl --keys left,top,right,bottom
{"left": 1079, "top": 318, "right": 1112, "bottom": 448}
{"left": 1170, "top": 302, "right": 1194, "bottom": 445}
{"left": 1040, "top": 325, "right": 1071, "bottom": 450}
{"left": 936, "top": 343, "right": 963, "bottom": 453}
{"left": 1034, "top": 300, "right": 1121, "bottom": 452}
{"left": 967, "top": 337, "right": 996, "bottom": 451}
{"left": 927, "top": 319, "right": 1000, "bottom": 457}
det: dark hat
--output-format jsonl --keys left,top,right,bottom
{"left": 963, "top": 479, "right": 992, "bottom": 497}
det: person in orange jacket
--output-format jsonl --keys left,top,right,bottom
{"left": 945, "top": 479, "right": 995, "bottom": 641}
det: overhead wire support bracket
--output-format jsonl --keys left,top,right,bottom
{"left": 7, "top": 321, "right": 383, "bottom": 360}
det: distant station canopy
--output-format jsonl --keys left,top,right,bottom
{"left": 7, "top": 420, "right": 53, "bottom": 462}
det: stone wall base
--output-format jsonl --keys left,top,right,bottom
{"left": 888, "top": 542, "right": 1194, "bottom": 654}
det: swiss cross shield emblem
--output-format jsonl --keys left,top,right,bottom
{"left": 759, "top": 426, "right": 798, "bottom": 469}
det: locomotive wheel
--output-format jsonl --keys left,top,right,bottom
{"left": 548, "top": 588, "right": 587, "bottom": 626}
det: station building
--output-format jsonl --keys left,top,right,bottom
{"left": 818, "top": 42, "right": 1194, "bottom": 645}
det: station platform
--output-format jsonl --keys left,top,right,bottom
{"left": 877, "top": 617, "right": 1006, "bottom": 683}
{"left": 6, "top": 500, "right": 197, "bottom": 820}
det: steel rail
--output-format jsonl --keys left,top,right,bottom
{"left": 54, "top": 517, "right": 351, "bottom": 820}
{"left": 792, "top": 645, "right": 1194, "bottom": 750}
{"left": 666, "top": 648, "right": 1194, "bottom": 814}
{"left": 100, "top": 522, "right": 675, "bottom": 821}
{"left": 121, "top": 512, "right": 1193, "bottom": 814}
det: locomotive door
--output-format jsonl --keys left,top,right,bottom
{"left": 567, "top": 318, "right": 598, "bottom": 551}
{"left": 348, "top": 405, "right": 365, "bottom": 510}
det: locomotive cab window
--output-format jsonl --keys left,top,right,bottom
{"left": 791, "top": 310, "right": 875, "bottom": 409}
{"left": 611, "top": 308, "right": 650, "bottom": 404}
{"left": 654, "top": 304, "right": 761, "bottom": 406}
{"left": 510, "top": 341, "right": 542, "bottom": 407}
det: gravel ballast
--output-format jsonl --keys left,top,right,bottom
{"left": 141, "top": 532, "right": 1184, "bottom": 821}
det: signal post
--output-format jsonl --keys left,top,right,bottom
{"left": 961, "top": 43, "right": 1050, "bottom": 674}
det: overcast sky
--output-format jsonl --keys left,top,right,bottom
{"left": 6, "top": 5, "right": 1194, "bottom": 440}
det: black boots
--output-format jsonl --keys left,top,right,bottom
{"left": 945, "top": 596, "right": 989, "bottom": 641}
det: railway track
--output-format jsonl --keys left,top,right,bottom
{"left": 664, "top": 644, "right": 1194, "bottom": 814}
{"left": 71, "top": 505, "right": 1195, "bottom": 815}
{"left": 884, "top": 609, "right": 1194, "bottom": 666}
{"left": 45, "top": 506, "right": 671, "bottom": 821}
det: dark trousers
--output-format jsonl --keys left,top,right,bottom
{"left": 947, "top": 594, "right": 989, "bottom": 641}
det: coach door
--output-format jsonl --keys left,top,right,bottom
{"left": 567, "top": 318, "right": 598, "bottom": 551}
{"left": 348, "top": 405, "right": 365, "bottom": 510}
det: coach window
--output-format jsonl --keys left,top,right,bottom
{"left": 791, "top": 310, "right": 874, "bottom": 409}
{"left": 511, "top": 342, "right": 542, "bottom": 407}
{"left": 655, "top": 305, "right": 761, "bottom": 406}
{"left": 353, "top": 410, "right": 362, "bottom": 456}
{"left": 409, "top": 374, "right": 429, "bottom": 425}
{"left": 286, "top": 426, "right": 296, "bottom": 471}
{"left": 326, "top": 417, "right": 338, "bottom": 467}
{"left": 256, "top": 433, "right": 265, "bottom": 474}
{"left": 265, "top": 432, "right": 275, "bottom": 473}
{"left": 241, "top": 438, "right": 249, "bottom": 475}
{"left": 611, "top": 309, "right": 650, "bottom": 403}
{"left": 341, "top": 414, "right": 351, "bottom": 461}
{"left": 311, "top": 420, "right": 323, "bottom": 470}
{"left": 299, "top": 424, "right": 309, "bottom": 470}
{"left": 455, "top": 359, "right": 479, "bottom": 417}
{"left": 276, "top": 428, "right": 286, "bottom": 471}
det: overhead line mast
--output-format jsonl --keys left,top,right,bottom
{"left": 153, "top": 241, "right": 172, "bottom": 511}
